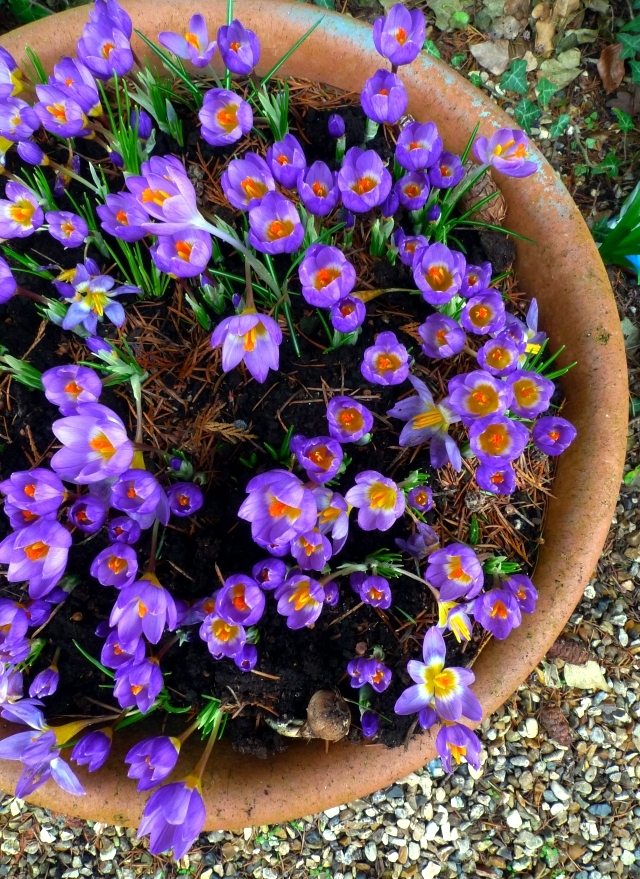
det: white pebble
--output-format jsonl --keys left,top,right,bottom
{"left": 506, "top": 810, "right": 523, "bottom": 829}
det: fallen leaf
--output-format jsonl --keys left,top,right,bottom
{"left": 491, "top": 14, "right": 522, "bottom": 39}
{"left": 622, "top": 317, "right": 640, "bottom": 351}
{"left": 505, "top": 0, "right": 530, "bottom": 20}
{"left": 555, "top": 0, "right": 581, "bottom": 17}
{"left": 558, "top": 47, "right": 582, "bottom": 68}
{"left": 597, "top": 43, "right": 625, "bottom": 94}
{"left": 539, "top": 57, "right": 583, "bottom": 86}
{"left": 541, "top": 660, "right": 562, "bottom": 687}
{"left": 564, "top": 660, "right": 610, "bottom": 691}
{"left": 535, "top": 19, "right": 556, "bottom": 55}
{"left": 470, "top": 39, "right": 511, "bottom": 75}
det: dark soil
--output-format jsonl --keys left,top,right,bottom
{"left": 0, "top": 82, "right": 545, "bottom": 755}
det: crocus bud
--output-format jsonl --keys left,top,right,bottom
{"left": 130, "top": 108, "right": 152, "bottom": 140}
{"left": 327, "top": 114, "right": 345, "bottom": 138}
{"left": 361, "top": 710, "right": 379, "bottom": 739}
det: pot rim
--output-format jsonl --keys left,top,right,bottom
{"left": 0, "top": 0, "right": 627, "bottom": 830}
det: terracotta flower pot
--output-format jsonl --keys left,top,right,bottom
{"left": 0, "top": 0, "right": 628, "bottom": 831}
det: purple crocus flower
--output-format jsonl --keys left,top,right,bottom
{"left": 100, "top": 628, "right": 143, "bottom": 669}
{"left": 108, "top": 516, "right": 141, "bottom": 545}
{"left": 352, "top": 573, "right": 393, "bottom": 608}
{"left": 248, "top": 191, "right": 304, "bottom": 255}
{"left": 448, "top": 370, "right": 513, "bottom": 423}
{"left": 290, "top": 528, "right": 332, "bottom": 572}
{"left": 469, "top": 415, "right": 529, "bottom": 465}
{"left": 0, "top": 47, "right": 20, "bottom": 100}
{"left": 330, "top": 297, "right": 366, "bottom": 332}
{"left": 361, "top": 710, "right": 379, "bottom": 739}
{"left": 426, "top": 544, "right": 484, "bottom": 601}
{"left": 266, "top": 133, "right": 306, "bottom": 189}
{"left": 275, "top": 575, "right": 325, "bottom": 629}
{"left": 90, "top": 544, "right": 138, "bottom": 588}
{"left": 473, "top": 128, "right": 537, "bottom": 178}
{"left": 0, "top": 255, "right": 17, "bottom": 304}
{"left": 252, "top": 558, "right": 287, "bottom": 591}
{"left": 373, "top": 2, "right": 426, "bottom": 66}
{"left": 125, "top": 154, "right": 200, "bottom": 234}
{"left": 477, "top": 334, "right": 523, "bottom": 376}
{"left": 298, "top": 162, "right": 340, "bottom": 217}
{"left": 151, "top": 230, "right": 212, "bottom": 279}
{"left": 159, "top": 14, "right": 217, "bottom": 67}
{"left": 338, "top": 147, "right": 392, "bottom": 213}
{"left": 460, "top": 291, "right": 506, "bottom": 335}
{"left": 61, "top": 269, "right": 139, "bottom": 334}
{"left": 166, "top": 483, "right": 204, "bottom": 517}
{"left": 0, "top": 601, "right": 28, "bottom": 646}
{"left": 328, "top": 114, "right": 345, "bottom": 138}
{"left": 394, "top": 627, "right": 482, "bottom": 722}
{"left": 507, "top": 298, "right": 547, "bottom": 359}
{"left": 199, "top": 88, "right": 253, "bottom": 146}
{"left": 0, "top": 636, "right": 31, "bottom": 664}
{"left": 90, "top": 0, "right": 133, "bottom": 43}
{"left": 46, "top": 211, "right": 88, "bottom": 248}
{"left": 110, "top": 573, "right": 177, "bottom": 644}
{"left": 76, "top": 15, "right": 133, "bottom": 80}
{"left": 291, "top": 434, "right": 343, "bottom": 484}
{"left": 28, "top": 665, "right": 59, "bottom": 698}
{"left": 473, "top": 588, "right": 522, "bottom": 639}
{"left": 0, "top": 182, "right": 43, "bottom": 239}
{"left": 235, "top": 643, "right": 258, "bottom": 671}
{"left": 42, "top": 365, "right": 102, "bottom": 415}
{"left": 532, "top": 416, "right": 577, "bottom": 456}
{"left": 326, "top": 396, "right": 373, "bottom": 443}
{"left": 238, "top": 469, "right": 317, "bottom": 546}
{"left": 96, "top": 193, "right": 149, "bottom": 242}
{"left": 199, "top": 613, "right": 246, "bottom": 658}
{"left": 0, "top": 468, "right": 66, "bottom": 517}
{"left": 4, "top": 504, "right": 43, "bottom": 530}
{"left": 387, "top": 374, "right": 461, "bottom": 469}
{"left": 503, "top": 573, "right": 538, "bottom": 613}
{"left": 360, "top": 69, "right": 408, "bottom": 125}
{"left": 312, "top": 486, "right": 350, "bottom": 555}
{"left": 0, "top": 97, "right": 40, "bottom": 141}
{"left": 429, "top": 151, "right": 464, "bottom": 189}
{"left": 437, "top": 600, "right": 473, "bottom": 643}
{"left": 211, "top": 309, "right": 282, "bottom": 383}
{"left": 114, "top": 656, "right": 163, "bottom": 714}
{"left": 419, "top": 314, "right": 467, "bottom": 360}
{"left": 475, "top": 462, "right": 516, "bottom": 495}
{"left": 347, "top": 656, "right": 392, "bottom": 692}
{"left": 68, "top": 495, "right": 108, "bottom": 534}
{"left": 361, "top": 331, "right": 410, "bottom": 386}
{"left": 220, "top": 154, "right": 275, "bottom": 211}
{"left": 380, "top": 188, "right": 400, "bottom": 219}
{"left": 505, "top": 370, "right": 554, "bottom": 417}
{"left": 393, "top": 229, "right": 429, "bottom": 267}
{"left": 216, "top": 575, "right": 265, "bottom": 626}
{"left": 461, "top": 262, "right": 492, "bottom": 298}
{"left": 395, "top": 521, "right": 439, "bottom": 559}
{"left": 71, "top": 729, "right": 112, "bottom": 771}
{"left": 407, "top": 486, "right": 433, "bottom": 512}
{"left": 125, "top": 735, "right": 180, "bottom": 791}
{"left": 395, "top": 172, "right": 430, "bottom": 211}
{"left": 323, "top": 581, "right": 340, "bottom": 606}
{"left": 111, "top": 470, "right": 169, "bottom": 528}
{"left": 17, "top": 141, "right": 47, "bottom": 166}
{"left": 412, "top": 242, "right": 465, "bottom": 305}
{"left": 0, "top": 518, "right": 72, "bottom": 599}
{"left": 34, "top": 86, "right": 91, "bottom": 137}
{"left": 138, "top": 777, "right": 206, "bottom": 860}
{"left": 395, "top": 121, "right": 442, "bottom": 171}
{"left": 50, "top": 56, "right": 101, "bottom": 116}
{"left": 436, "top": 722, "right": 482, "bottom": 773}
{"left": 299, "top": 244, "right": 356, "bottom": 308}
{"left": 254, "top": 536, "right": 290, "bottom": 557}
{"left": 0, "top": 666, "right": 23, "bottom": 704}
{"left": 345, "top": 471, "right": 405, "bottom": 532}
{"left": 218, "top": 19, "right": 260, "bottom": 75}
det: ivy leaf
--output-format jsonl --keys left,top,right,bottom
{"left": 500, "top": 59, "right": 529, "bottom": 95}
{"left": 592, "top": 153, "right": 621, "bottom": 177}
{"left": 423, "top": 39, "right": 441, "bottom": 59}
{"left": 451, "top": 53, "right": 466, "bottom": 68}
{"left": 631, "top": 60, "right": 640, "bottom": 83}
{"left": 313, "top": 0, "right": 335, "bottom": 6}
{"left": 621, "top": 17, "right": 640, "bottom": 32}
{"left": 536, "top": 77, "right": 559, "bottom": 109}
{"left": 617, "top": 32, "right": 640, "bottom": 60}
{"left": 574, "top": 164, "right": 589, "bottom": 177}
{"left": 514, "top": 98, "right": 540, "bottom": 134}
{"left": 634, "top": 0, "right": 640, "bottom": 9}
{"left": 549, "top": 113, "right": 570, "bottom": 138}
{"left": 468, "top": 72, "right": 483, "bottom": 88}
{"left": 613, "top": 107, "right": 635, "bottom": 132}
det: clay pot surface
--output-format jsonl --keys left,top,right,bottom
{"left": 0, "top": 0, "right": 628, "bottom": 830}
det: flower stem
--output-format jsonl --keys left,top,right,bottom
{"left": 16, "top": 286, "right": 47, "bottom": 305}
{"left": 198, "top": 215, "right": 281, "bottom": 299}
{"left": 191, "top": 708, "right": 224, "bottom": 782}
{"left": 147, "top": 519, "right": 160, "bottom": 574}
